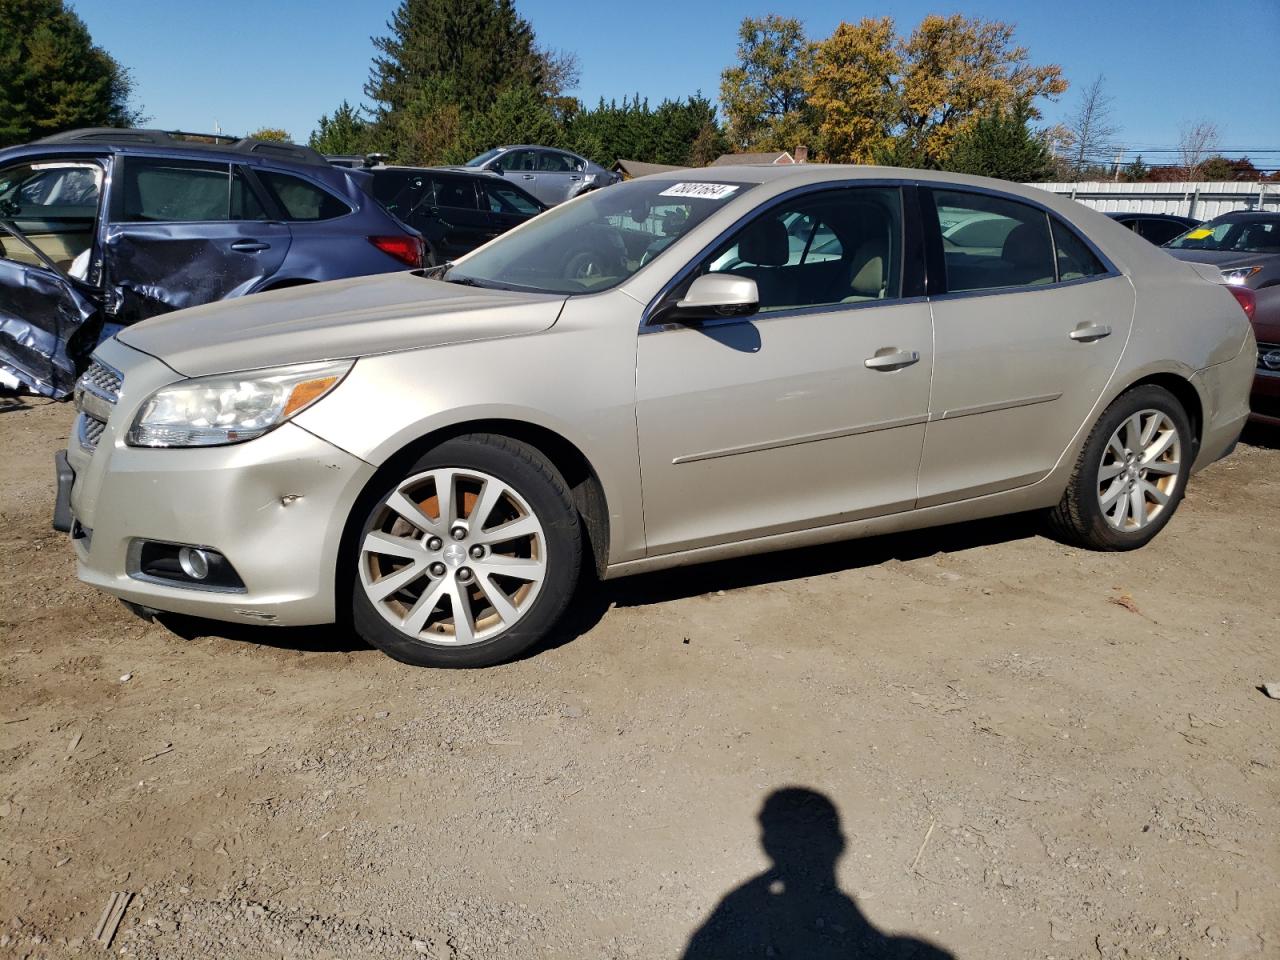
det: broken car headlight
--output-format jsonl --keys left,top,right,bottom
{"left": 127, "top": 360, "right": 353, "bottom": 447}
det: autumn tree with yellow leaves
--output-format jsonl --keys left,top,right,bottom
{"left": 722, "top": 13, "right": 1068, "bottom": 168}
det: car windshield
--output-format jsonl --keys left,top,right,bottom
{"left": 465, "top": 148, "right": 504, "bottom": 168}
{"left": 1166, "top": 215, "right": 1280, "bottom": 253}
{"left": 442, "top": 178, "right": 753, "bottom": 294}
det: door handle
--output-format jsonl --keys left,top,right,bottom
{"left": 569, "top": 175, "right": 582, "bottom": 181}
{"left": 864, "top": 349, "right": 920, "bottom": 371}
{"left": 1069, "top": 322, "right": 1111, "bottom": 342}
{"left": 230, "top": 240, "right": 270, "bottom": 253}
{"left": 521, "top": 174, "right": 536, "bottom": 181}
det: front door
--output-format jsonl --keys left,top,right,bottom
{"left": 636, "top": 185, "right": 934, "bottom": 555}
{"left": 917, "top": 186, "right": 1134, "bottom": 506}
{"left": 0, "top": 226, "right": 99, "bottom": 396}
{"left": 492, "top": 149, "right": 540, "bottom": 203}
{"left": 0, "top": 158, "right": 106, "bottom": 395}
{"left": 102, "top": 155, "right": 290, "bottom": 322}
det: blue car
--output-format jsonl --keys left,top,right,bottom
{"left": 0, "top": 128, "right": 424, "bottom": 397}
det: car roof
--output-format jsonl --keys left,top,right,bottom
{"left": 26, "top": 127, "right": 329, "bottom": 167}
{"left": 1106, "top": 212, "right": 1196, "bottom": 221}
{"left": 1206, "top": 210, "right": 1280, "bottom": 221}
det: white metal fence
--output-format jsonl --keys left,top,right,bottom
{"left": 1025, "top": 180, "right": 1276, "bottom": 220}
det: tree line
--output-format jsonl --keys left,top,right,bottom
{"left": 2, "top": 0, "right": 1274, "bottom": 183}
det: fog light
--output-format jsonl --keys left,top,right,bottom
{"left": 178, "top": 546, "right": 210, "bottom": 580}
{"left": 129, "top": 540, "right": 245, "bottom": 592}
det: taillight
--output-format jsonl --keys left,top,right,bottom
{"left": 1227, "top": 284, "right": 1256, "bottom": 320}
{"left": 369, "top": 235, "right": 423, "bottom": 268}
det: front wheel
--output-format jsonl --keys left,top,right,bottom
{"left": 350, "top": 435, "right": 581, "bottom": 667}
{"left": 1048, "top": 384, "right": 1193, "bottom": 550}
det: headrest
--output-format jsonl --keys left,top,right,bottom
{"left": 850, "top": 239, "right": 887, "bottom": 297}
{"left": 1002, "top": 222, "right": 1053, "bottom": 268}
{"left": 738, "top": 218, "right": 789, "bottom": 267}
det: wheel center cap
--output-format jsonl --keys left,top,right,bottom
{"left": 442, "top": 543, "right": 467, "bottom": 568}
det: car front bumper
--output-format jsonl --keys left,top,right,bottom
{"left": 63, "top": 339, "right": 376, "bottom": 626}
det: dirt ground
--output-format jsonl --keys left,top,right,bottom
{"left": 1, "top": 396, "right": 1277, "bottom": 960}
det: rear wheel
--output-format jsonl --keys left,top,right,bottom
{"left": 1048, "top": 384, "right": 1192, "bottom": 550}
{"left": 350, "top": 435, "right": 581, "bottom": 667}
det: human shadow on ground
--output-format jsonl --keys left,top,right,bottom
{"left": 682, "top": 787, "right": 955, "bottom": 960}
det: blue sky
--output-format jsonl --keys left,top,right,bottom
{"left": 73, "top": 0, "right": 1280, "bottom": 164}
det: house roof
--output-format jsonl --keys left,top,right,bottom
{"left": 612, "top": 159, "right": 690, "bottom": 178}
{"left": 709, "top": 151, "right": 795, "bottom": 167}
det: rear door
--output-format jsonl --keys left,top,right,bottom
{"left": 424, "top": 174, "right": 494, "bottom": 257}
{"left": 533, "top": 149, "right": 585, "bottom": 205}
{"left": 475, "top": 178, "right": 544, "bottom": 237}
{"left": 917, "top": 186, "right": 1134, "bottom": 506}
{"left": 1138, "top": 218, "right": 1188, "bottom": 246}
{"left": 102, "top": 155, "right": 290, "bottom": 322}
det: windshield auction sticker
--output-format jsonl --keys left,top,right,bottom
{"left": 658, "top": 183, "right": 740, "bottom": 200}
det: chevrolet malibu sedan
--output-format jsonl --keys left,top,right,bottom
{"left": 56, "top": 166, "right": 1256, "bottom": 667}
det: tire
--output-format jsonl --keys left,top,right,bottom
{"left": 1048, "top": 384, "right": 1193, "bottom": 550}
{"left": 350, "top": 434, "right": 581, "bottom": 667}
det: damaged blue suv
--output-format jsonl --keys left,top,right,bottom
{"left": 0, "top": 128, "right": 424, "bottom": 397}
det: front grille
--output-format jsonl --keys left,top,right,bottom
{"left": 77, "top": 414, "right": 106, "bottom": 451}
{"left": 74, "top": 360, "right": 124, "bottom": 452}
{"left": 1258, "top": 341, "right": 1280, "bottom": 374}
{"left": 80, "top": 360, "right": 123, "bottom": 402}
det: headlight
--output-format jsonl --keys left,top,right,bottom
{"left": 1221, "top": 265, "right": 1262, "bottom": 286}
{"left": 127, "top": 360, "right": 353, "bottom": 448}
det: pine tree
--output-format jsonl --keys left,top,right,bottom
{"left": 0, "top": 0, "right": 142, "bottom": 146}
{"left": 365, "top": 0, "right": 543, "bottom": 118}
{"left": 945, "top": 100, "right": 1055, "bottom": 182}
{"left": 309, "top": 101, "right": 370, "bottom": 156}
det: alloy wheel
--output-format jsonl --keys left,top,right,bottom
{"left": 359, "top": 468, "right": 547, "bottom": 645}
{"left": 1096, "top": 410, "right": 1182, "bottom": 532}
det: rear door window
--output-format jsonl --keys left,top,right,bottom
{"left": 1141, "top": 220, "right": 1187, "bottom": 245}
{"left": 431, "top": 176, "right": 479, "bottom": 211}
{"left": 256, "top": 171, "right": 351, "bottom": 221}
{"left": 931, "top": 189, "right": 1056, "bottom": 292}
{"left": 480, "top": 180, "right": 541, "bottom": 216}
{"left": 118, "top": 157, "right": 230, "bottom": 222}
{"left": 1050, "top": 218, "right": 1108, "bottom": 280}
{"left": 230, "top": 168, "right": 269, "bottom": 221}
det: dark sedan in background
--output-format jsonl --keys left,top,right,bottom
{"left": 367, "top": 165, "right": 546, "bottom": 265}
{"left": 1105, "top": 211, "right": 1200, "bottom": 246}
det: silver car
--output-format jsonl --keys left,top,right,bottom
{"left": 57, "top": 166, "right": 1256, "bottom": 668}
{"left": 462, "top": 145, "right": 618, "bottom": 206}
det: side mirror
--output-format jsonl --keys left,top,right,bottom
{"left": 669, "top": 273, "right": 759, "bottom": 323}
{"left": 487, "top": 163, "right": 505, "bottom": 176}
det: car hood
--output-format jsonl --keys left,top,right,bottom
{"left": 117, "top": 272, "right": 566, "bottom": 378}
{"left": 1166, "top": 248, "right": 1280, "bottom": 272}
